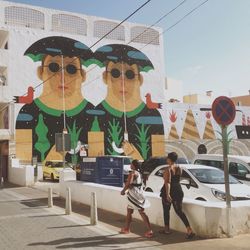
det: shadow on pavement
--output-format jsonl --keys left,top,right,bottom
{"left": 47, "top": 224, "right": 91, "bottom": 229}
{"left": 20, "top": 199, "right": 46, "bottom": 207}
{"left": 24, "top": 196, "right": 204, "bottom": 246}
{"left": 28, "top": 234, "right": 161, "bottom": 249}
{"left": 3, "top": 185, "right": 205, "bottom": 247}
{"left": 0, "top": 182, "right": 21, "bottom": 189}
{"left": 28, "top": 214, "right": 63, "bottom": 218}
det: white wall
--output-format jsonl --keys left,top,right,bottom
{"left": 8, "top": 164, "right": 34, "bottom": 186}
{"left": 0, "top": 0, "right": 166, "bottom": 110}
{"left": 59, "top": 179, "right": 250, "bottom": 238}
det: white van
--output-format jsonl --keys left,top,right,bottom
{"left": 193, "top": 154, "right": 250, "bottom": 185}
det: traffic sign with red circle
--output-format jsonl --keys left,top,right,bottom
{"left": 212, "top": 96, "right": 236, "bottom": 126}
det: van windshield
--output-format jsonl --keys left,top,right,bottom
{"left": 189, "top": 168, "right": 239, "bottom": 184}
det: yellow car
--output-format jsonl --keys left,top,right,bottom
{"left": 42, "top": 160, "right": 69, "bottom": 181}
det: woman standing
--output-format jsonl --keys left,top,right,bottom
{"left": 120, "top": 159, "right": 153, "bottom": 238}
{"left": 160, "top": 152, "right": 195, "bottom": 239}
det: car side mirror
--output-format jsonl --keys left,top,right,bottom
{"left": 180, "top": 179, "right": 191, "bottom": 186}
{"left": 246, "top": 174, "right": 250, "bottom": 180}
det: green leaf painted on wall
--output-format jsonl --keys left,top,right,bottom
{"left": 107, "top": 118, "right": 123, "bottom": 155}
{"left": 67, "top": 120, "right": 82, "bottom": 164}
{"left": 91, "top": 116, "right": 101, "bottom": 131}
{"left": 26, "top": 53, "right": 44, "bottom": 62}
{"left": 135, "top": 124, "right": 150, "bottom": 160}
{"left": 34, "top": 114, "right": 50, "bottom": 161}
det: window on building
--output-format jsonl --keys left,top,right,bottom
{"left": 5, "top": 6, "right": 44, "bottom": 29}
{"left": 52, "top": 14, "right": 87, "bottom": 36}
{"left": 0, "top": 30, "right": 9, "bottom": 50}
{"left": 0, "top": 104, "right": 9, "bottom": 129}
{"left": 130, "top": 26, "right": 159, "bottom": 45}
{"left": 94, "top": 20, "right": 125, "bottom": 41}
{"left": 0, "top": 67, "right": 7, "bottom": 86}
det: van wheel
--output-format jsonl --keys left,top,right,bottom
{"left": 145, "top": 188, "right": 153, "bottom": 192}
{"left": 51, "top": 173, "right": 55, "bottom": 181}
{"left": 196, "top": 197, "right": 206, "bottom": 201}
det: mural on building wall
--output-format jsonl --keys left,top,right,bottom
{"left": 13, "top": 36, "right": 250, "bottom": 163}
{"left": 15, "top": 36, "right": 95, "bottom": 162}
{"left": 164, "top": 103, "right": 250, "bottom": 159}
{"left": 91, "top": 44, "right": 165, "bottom": 160}
{"left": 14, "top": 39, "right": 165, "bottom": 162}
{"left": 168, "top": 110, "right": 179, "bottom": 140}
{"left": 235, "top": 112, "right": 250, "bottom": 139}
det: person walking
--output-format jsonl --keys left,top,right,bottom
{"left": 160, "top": 152, "right": 195, "bottom": 239}
{"left": 120, "top": 159, "right": 153, "bottom": 238}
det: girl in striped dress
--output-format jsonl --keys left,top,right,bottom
{"left": 120, "top": 160, "right": 153, "bottom": 238}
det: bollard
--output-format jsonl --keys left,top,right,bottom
{"left": 65, "top": 187, "right": 72, "bottom": 215}
{"left": 0, "top": 177, "right": 4, "bottom": 189}
{"left": 48, "top": 187, "right": 53, "bottom": 208}
{"left": 90, "top": 192, "right": 98, "bottom": 225}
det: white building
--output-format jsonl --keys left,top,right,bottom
{"left": 183, "top": 91, "right": 214, "bottom": 105}
{"left": 0, "top": 1, "right": 166, "bottom": 179}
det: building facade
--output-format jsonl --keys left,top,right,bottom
{"left": 231, "top": 91, "right": 250, "bottom": 107}
{"left": 0, "top": 1, "right": 166, "bottom": 176}
{"left": 183, "top": 91, "right": 214, "bottom": 105}
{"left": 1, "top": 1, "right": 250, "bottom": 183}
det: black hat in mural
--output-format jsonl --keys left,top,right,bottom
{"left": 94, "top": 44, "right": 154, "bottom": 72}
{"left": 24, "top": 36, "right": 94, "bottom": 66}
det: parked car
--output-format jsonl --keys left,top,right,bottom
{"left": 141, "top": 156, "right": 189, "bottom": 185}
{"left": 193, "top": 154, "right": 250, "bottom": 185}
{"left": 42, "top": 160, "right": 70, "bottom": 181}
{"left": 144, "top": 164, "right": 250, "bottom": 202}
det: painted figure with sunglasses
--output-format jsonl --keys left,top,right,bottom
{"left": 93, "top": 44, "right": 165, "bottom": 160}
{"left": 15, "top": 36, "right": 94, "bottom": 162}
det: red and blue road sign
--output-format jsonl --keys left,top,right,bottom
{"left": 212, "top": 96, "right": 236, "bottom": 126}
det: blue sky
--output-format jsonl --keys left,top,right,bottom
{"left": 5, "top": 0, "right": 250, "bottom": 97}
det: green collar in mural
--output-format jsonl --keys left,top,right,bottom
{"left": 34, "top": 98, "right": 88, "bottom": 117}
{"left": 102, "top": 100, "right": 145, "bottom": 118}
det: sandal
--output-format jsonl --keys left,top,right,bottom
{"left": 186, "top": 232, "right": 195, "bottom": 239}
{"left": 144, "top": 230, "right": 153, "bottom": 238}
{"left": 159, "top": 229, "right": 172, "bottom": 235}
{"left": 119, "top": 228, "right": 130, "bottom": 234}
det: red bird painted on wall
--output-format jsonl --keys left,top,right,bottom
{"left": 145, "top": 93, "right": 162, "bottom": 109}
{"left": 14, "top": 86, "right": 34, "bottom": 104}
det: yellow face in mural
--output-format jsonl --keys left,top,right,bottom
{"left": 103, "top": 62, "right": 143, "bottom": 103}
{"left": 37, "top": 55, "right": 86, "bottom": 98}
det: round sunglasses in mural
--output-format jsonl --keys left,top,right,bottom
{"left": 43, "top": 62, "right": 81, "bottom": 75}
{"left": 106, "top": 68, "right": 139, "bottom": 80}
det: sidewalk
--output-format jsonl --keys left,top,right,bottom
{"left": 0, "top": 184, "right": 249, "bottom": 249}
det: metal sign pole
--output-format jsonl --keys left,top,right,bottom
{"left": 222, "top": 125, "right": 232, "bottom": 237}
{"left": 222, "top": 125, "right": 231, "bottom": 208}
{"left": 212, "top": 96, "right": 235, "bottom": 238}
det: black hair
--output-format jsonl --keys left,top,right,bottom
{"left": 132, "top": 159, "right": 141, "bottom": 172}
{"left": 167, "top": 152, "right": 178, "bottom": 163}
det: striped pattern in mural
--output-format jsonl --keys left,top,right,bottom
{"left": 181, "top": 109, "right": 200, "bottom": 140}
